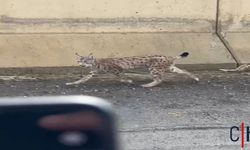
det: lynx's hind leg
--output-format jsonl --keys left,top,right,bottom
{"left": 141, "top": 78, "right": 162, "bottom": 88}
{"left": 220, "top": 64, "right": 250, "bottom": 72}
{"left": 170, "top": 65, "right": 199, "bottom": 81}
{"left": 141, "top": 68, "right": 164, "bottom": 87}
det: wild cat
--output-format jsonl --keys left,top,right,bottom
{"left": 66, "top": 52, "right": 199, "bottom": 87}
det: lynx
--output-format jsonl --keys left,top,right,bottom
{"left": 66, "top": 52, "right": 199, "bottom": 87}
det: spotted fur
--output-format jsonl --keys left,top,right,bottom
{"left": 66, "top": 52, "right": 199, "bottom": 87}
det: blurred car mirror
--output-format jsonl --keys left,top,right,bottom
{"left": 0, "top": 96, "right": 117, "bottom": 150}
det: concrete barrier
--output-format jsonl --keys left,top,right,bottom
{"left": 0, "top": 0, "right": 237, "bottom": 71}
{"left": 0, "top": 33, "right": 235, "bottom": 69}
{"left": 0, "top": 0, "right": 216, "bottom": 33}
{"left": 219, "top": 0, "right": 250, "bottom": 32}
{"left": 218, "top": 0, "right": 250, "bottom": 64}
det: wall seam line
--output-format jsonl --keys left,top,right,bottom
{"left": 215, "top": 0, "right": 240, "bottom": 66}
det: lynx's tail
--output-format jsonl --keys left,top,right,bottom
{"left": 174, "top": 52, "right": 189, "bottom": 59}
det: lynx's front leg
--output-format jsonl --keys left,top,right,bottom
{"left": 141, "top": 68, "right": 164, "bottom": 88}
{"left": 106, "top": 65, "right": 134, "bottom": 84}
{"left": 66, "top": 71, "right": 96, "bottom": 85}
{"left": 117, "top": 74, "right": 133, "bottom": 84}
{"left": 170, "top": 65, "right": 199, "bottom": 81}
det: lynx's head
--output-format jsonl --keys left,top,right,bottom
{"left": 75, "top": 53, "right": 96, "bottom": 67}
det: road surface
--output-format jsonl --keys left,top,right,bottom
{"left": 0, "top": 71, "right": 250, "bottom": 150}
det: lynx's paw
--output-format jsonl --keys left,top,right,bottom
{"left": 120, "top": 79, "right": 133, "bottom": 84}
{"left": 65, "top": 82, "right": 75, "bottom": 85}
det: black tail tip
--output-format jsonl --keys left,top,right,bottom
{"left": 180, "top": 52, "right": 189, "bottom": 57}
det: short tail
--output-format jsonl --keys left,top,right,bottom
{"left": 180, "top": 52, "right": 189, "bottom": 58}
{"left": 174, "top": 52, "right": 189, "bottom": 59}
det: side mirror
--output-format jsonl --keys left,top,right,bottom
{"left": 0, "top": 96, "right": 117, "bottom": 150}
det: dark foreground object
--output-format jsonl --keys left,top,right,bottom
{"left": 0, "top": 71, "right": 250, "bottom": 150}
{"left": 0, "top": 96, "right": 116, "bottom": 150}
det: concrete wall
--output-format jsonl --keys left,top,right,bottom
{"left": 0, "top": 0, "right": 217, "bottom": 33}
{"left": 219, "top": 0, "right": 250, "bottom": 32}
{"left": 218, "top": 0, "right": 250, "bottom": 65}
{"left": 0, "top": 0, "right": 241, "bottom": 70}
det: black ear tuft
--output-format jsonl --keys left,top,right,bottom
{"left": 180, "top": 52, "right": 189, "bottom": 58}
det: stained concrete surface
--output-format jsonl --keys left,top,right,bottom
{"left": 219, "top": 0, "right": 250, "bottom": 32}
{"left": 0, "top": 71, "right": 250, "bottom": 149}
{"left": 0, "top": 33, "right": 236, "bottom": 70}
{"left": 221, "top": 32, "right": 250, "bottom": 64}
{"left": 0, "top": 0, "right": 216, "bottom": 33}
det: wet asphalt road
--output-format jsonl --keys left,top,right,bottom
{"left": 0, "top": 71, "right": 250, "bottom": 150}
